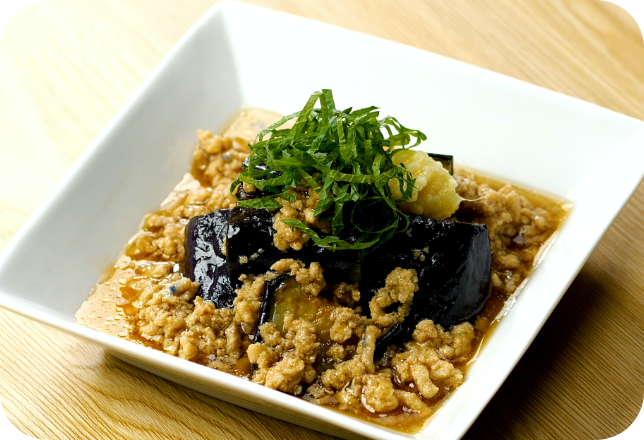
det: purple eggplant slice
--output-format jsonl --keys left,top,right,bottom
{"left": 360, "top": 215, "right": 491, "bottom": 356}
{"left": 254, "top": 273, "right": 289, "bottom": 343}
{"left": 185, "top": 209, "right": 235, "bottom": 308}
{"left": 226, "top": 207, "right": 285, "bottom": 284}
{"left": 253, "top": 273, "right": 342, "bottom": 378}
{"left": 251, "top": 274, "right": 289, "bottom": 375}
{"left": 236, "top": 158, "right": 282, "bottom": 201}
{"left": 254, "top": 273, "right": 339, "bottom": 371}
{"left": 226, "top": 207, "right": 362, "bottom": 284}
{"left": 300, "top": 245, "right": 362, "bottom": 285}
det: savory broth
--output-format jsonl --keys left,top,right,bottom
{"left": 76, "top": 109, "right": 569, "bottom": 432}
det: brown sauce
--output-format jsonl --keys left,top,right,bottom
{"left": 75, "top": 109, "right": 570, "bottom": 432}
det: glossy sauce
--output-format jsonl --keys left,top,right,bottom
{"left": 76, "top": 110, "right": 570, "bottom": 431}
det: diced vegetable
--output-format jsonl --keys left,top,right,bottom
{"left": 360, "top": 215, "right": 491, "bottom": 357}
{"left": 255, "top": 275, "right": 336, "bottom": 345}
{"left": 185, "top": 209, "right": 235, "bottom": 308}
{"left": 226, "top": 207, "right": 362, "bottom": 284}
{"left": 226, "top": 207, "right": 283, "bottom": 285}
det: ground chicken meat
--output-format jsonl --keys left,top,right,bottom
{"left": 78, "top": 112, "right": 568, "bottom": 428}
{"left": 270, "top": 259, "right": 326, "bottom": 296}
{"left": 389, "top": 319, "right": 473, "bottom": 399}
{"left": 326, "top": 343, "right": 348, "bottom": 362}
{"left": 264, "top": 354, "right": 306, "bottom": 394}
{"left": 233, "top": 275, "right": 265, "bottom": 333}
{"left": 455, "top": 168, "right": 564, "bottom": 301}
{"left": 410, "top": 365, "right": 439, "bottom": 399}
{"left": 369, "top": 268, "right": 418, "bottom": 329}
{"left": 247, "top": 342, "right": 278, "bottom": 369}
{"left": 394, "top": 390, "right": 430, "bottom": 414}
{"left": 329, "top": 307, "right": 362, "bottom": 343}
{"left": 272, "top": 187, "right": 331, "bottom": 251}
{"left": 335, "top": 378, "right": 362, "bottom": 408}
{"left": 321, "top": 357, "right": 367, "bottom": 391}
{"left": 134, "top": 275, "right": 242, "bottom": 368}
{"left": 283, "top": 313, "right": 319, "bottom": 361}
{"left": 332, "top": 282, "right": 361, "bottom": 307}
{"left": 362, "top": 374, "right": 399, "bottom": 412}
{"left": 249, "top": 312, "right": 320, "bottom": 394}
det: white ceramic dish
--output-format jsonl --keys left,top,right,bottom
{"left": 0, "top": 2, "right": 643, "bottom": 439}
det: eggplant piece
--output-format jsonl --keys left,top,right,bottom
{"left": 253, "top": 274, "right": 339, "bottom": 380}
{"left": 226, "top": 207, "right": 285, "bottom": 285}
{"left": 235, "top": 180, "right": 277, "bottom": 201}
{"left": 235, "top": 184, "right": 260, "bottom": 201}
{"left": 427, "top": 152, "right": 454, "bottom": 175}
{"left": 255, "top": 274, "right": 336, "bottom": 345}
{"left": 236, "top": 158, "right": 282, "bottom": 201}
{"left": 255, "top": 273, "right": 289, "bottom": 343}
{"left": 185, "top": 209, "right": 236, "bottom": 308}
{"left": 359, "top": 215, "right": 491, "bottom": 357}
{"left": 300, "top": 245, "right": 362, "bottom": 284}
{"left": 226, "top": 206, "right": 362, "bottom": 285}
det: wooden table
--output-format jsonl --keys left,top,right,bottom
{"left": 1, "top": 1, "right": 643, "bottom": 438}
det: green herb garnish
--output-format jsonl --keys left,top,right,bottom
{"left": 230, "top": 89, "right": 426, "bottom": 253}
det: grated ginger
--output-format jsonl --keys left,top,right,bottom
{"left": 389, "top": 150, "right": 462, "bottom": 220}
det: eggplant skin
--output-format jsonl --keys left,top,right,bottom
{"left": 226, "top": 207, "right": 285, "bottom": 285}
{"left": 361, "top": 215, "right": 491, "bottom": 356}
{"left": 226, "top": 207, "right": 362, "bottom": 284}
{"left": 185, "top": 209, "right": 236, "bottom": 309}
{"left": 300, "top": 245, "right": 362, "bottom": 285}
{"left": 236, "top": 159, "right": 282, "bottom": 201}
{"left": 254, "top": 273, "right": 290, "bottom": 344}
{"left": 190, "top": 206, "right": 489, "bottom": 359}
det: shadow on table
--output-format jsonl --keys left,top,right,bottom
{"left": 463, "top": 264, "right": 644, "bottom": 440}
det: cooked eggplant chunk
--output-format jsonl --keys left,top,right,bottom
{"left": 255, "top": 274, "right": 336, "bottom": 345}
{"left": 255, "top": 273, "right": 289, "bottom": 343}
{"left": 300, "top": 245, "right": 362, "bottom": 284}
{"left": 236, "top": 158, "right": 282, "bottom": 201}
{"left": 192, "top": 206, "right": 490, "bottom": 358}
{"left": 185, "top": 209, "right": 236, "bottom": 308}
{"left": 226, "top": 207, "right": 362, "bottom": 284}
{"left": 361, "top": 215, "right": 491, "bottom": 356}
{"left": 226, "top": 207, "right": 284, "bottom": 284}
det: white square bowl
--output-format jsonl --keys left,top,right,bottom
{"left": 0, "top": 2, "right": 643, "bottom": 439}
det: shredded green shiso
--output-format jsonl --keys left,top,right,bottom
{"left": 230, "top": 89, "right": 426, "bottom": 254}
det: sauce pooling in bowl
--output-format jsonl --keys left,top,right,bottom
{"left": 76, "top": 105, "right": 569, "bottom": 432}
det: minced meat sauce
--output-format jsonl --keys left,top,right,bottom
{"left": 75, "top": 109, "right": 570, "bottom": 432}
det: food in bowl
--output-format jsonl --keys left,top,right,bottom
{"left": 76, "top": 90, "right": 569, "bottom": 431}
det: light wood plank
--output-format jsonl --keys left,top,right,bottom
{"left": 1, "top": 0, "right": 643, "bottom": 439}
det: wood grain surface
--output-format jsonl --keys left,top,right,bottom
{"left": 1, "top": 0, "right": 643, "bottom": 439}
